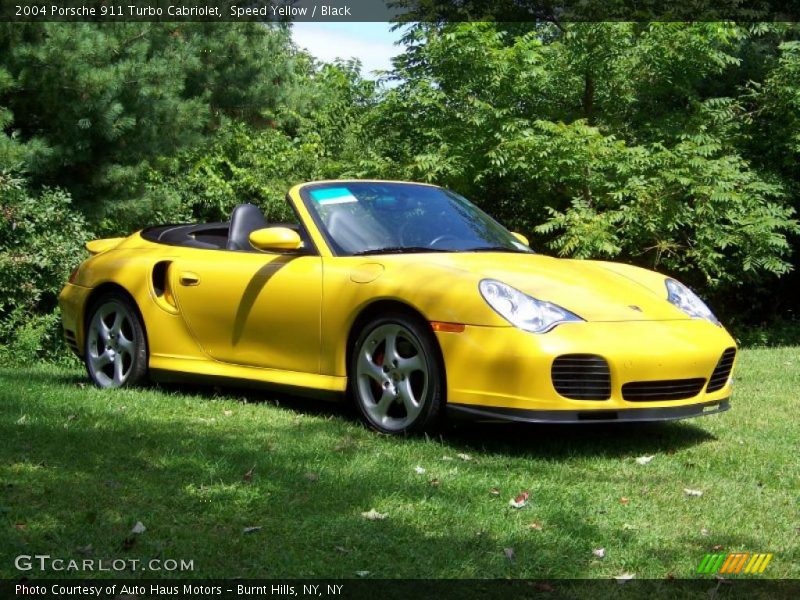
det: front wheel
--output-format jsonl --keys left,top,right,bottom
{"left": 84, "top": 292, "right": 148, "bottom": 388}
{"left": 350, "top": 312, "right": 444, "bottom": 434}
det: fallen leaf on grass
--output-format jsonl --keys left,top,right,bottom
{"left": 121, "top": 521, "right": 145, "bottom": 551}
{"left": 243, "top": 526, "right": 261, "bottom": 534}
{"left": 700, "top": 528, "right": 710, "bottom": 537}
{"left": 130, "top": 521, "right": 146, "bottom": 535}
{"left": 509, "top": 491, "right": 529, "bottom": 509}
{"left": 528, "top": 521, "right": 543, "bottom": 531}
{"left": 712, "top": 544, "right": 723, "bottom": 552}
{"left": 14, "top": 523, "right": 26, "bottom": 531}
{"left": 355, "top": 571, "right": 370, "bottom": 577}
{"left": 614, "top": 573, "right": 635, "bottom": 583}
{"left": 636, "top": 455, "right": 654, "bottom": 465}
{"left": 489, "top": 487, "right": 500, "bottom": 496}
{"left": 429, "top": 478, "right": 441, "bottom": 487}
{"left": 414, "top": 466, "right": 426, "bottom": 474}
{"left": 592, "top": 548, "right": 606, "bottom": 559}
{"left": 361, "top": 509, "right": 387, "bottom": 521}
{"left": 620, "top": 497, "right": 630, "bottom": 505}
{"left": 684, "top": 488, "right": 704, "bottom": 497}
{"left": 503, "top": 547, "right": 516, "bottom": 561}
{"left": 242, "top": 466, "right": 255, "bottom": 483}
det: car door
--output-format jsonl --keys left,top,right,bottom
{"left": 169, "top": 248, "right": 322, "bottom": 374}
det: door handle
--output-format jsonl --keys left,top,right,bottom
{"left": 179, "top": 271, "right": 200, "bottom": 286}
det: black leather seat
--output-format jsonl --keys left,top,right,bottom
{"left": 227, "top": 203, "right": 268, "bottom": 251}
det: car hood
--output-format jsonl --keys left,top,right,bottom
{"left": 417, "top": 252, "right": 686, "bottom": 322}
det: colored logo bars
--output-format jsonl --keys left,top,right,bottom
{"left": 697, "top": 552, "right": 773, "bottom": 575}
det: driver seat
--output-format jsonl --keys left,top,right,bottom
{"left": 227, "top": 203, "right": 268, "bottom": 251}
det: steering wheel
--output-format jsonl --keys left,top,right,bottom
{"left": 428, "top": 234, "right": 459, "bottom": 248}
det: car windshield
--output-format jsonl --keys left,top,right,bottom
{"left": 300, "top": 182, "right": 533, "bottom": 256}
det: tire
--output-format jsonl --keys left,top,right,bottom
{"left": 84, "top": 291, "right": 148, "bottom": 388}
{"left": 350, "top": 311, "right": 444, "bottom": 434}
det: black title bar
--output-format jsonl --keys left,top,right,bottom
{"left": 2, "top": 0, "right": 800, "bottom": 22}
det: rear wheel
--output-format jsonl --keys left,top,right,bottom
{"left": 350, "top": 312, "right": 444, "bottom": 434}
{"left": 84, "top": 292, "right": 148, "bottom": 388}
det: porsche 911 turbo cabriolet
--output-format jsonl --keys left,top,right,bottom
{"left": 59, "top": 180, "right": 737, "bottom": 434}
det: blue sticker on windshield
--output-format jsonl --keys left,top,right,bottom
{"left": 310, "top": 187, "right": 358, "bottom": 205}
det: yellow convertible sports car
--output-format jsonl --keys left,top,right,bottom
{"left": 59, "top": 180, "right": 737, "bottom": 434}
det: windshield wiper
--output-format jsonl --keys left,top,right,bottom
{"left": 464, "top": 245, "right": 530, "bottom": 253}
{"left": 352, "top": 246, "right": 452, "bottom": 256}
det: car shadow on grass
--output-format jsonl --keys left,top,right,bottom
{"left": 442, "top": 419, "right": 717, "bottom": 459}
{"left": 3, "top": 367, "right": 717, "bottom": 460}
{"left": 149, "top": 378, "right": 716, "bottom": 460}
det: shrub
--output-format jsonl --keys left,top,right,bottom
{"left": 0, "top": 173, "right": 92, "bottom": 362}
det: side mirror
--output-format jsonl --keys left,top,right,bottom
{"left": 511, "top": 231, "right": 529, "bottom": 246}
{"left": 249, "top": 227, "right": 303, "bottom": 252}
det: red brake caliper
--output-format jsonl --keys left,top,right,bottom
{"left": 371, "top": 350, "right": 385, "bottom": 398}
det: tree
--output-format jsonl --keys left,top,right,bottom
{"left": 0, "top": 23, "right": 295, "bottom": 222}
{"left": 366, "top": 22, "right": 799, "bottom": 312}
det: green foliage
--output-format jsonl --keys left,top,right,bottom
{"left": 149, "top": 120, "right": 313, "bottom": 224}
{"left": 536, "top": 122, "right": 797, "bottom": 291}
{"left": 369, "top": 22, "right": 800, "bottom": 308}
{"left": 0, "top": 23, "right": 296, "bottom": 218}
{"left": 148, "top": 58, "right": 379, "bottom": 225}
{"left": 0, "top": 174, "right": 91, "bottom": 362}
{"left": 750, "top": 39, "right": 800, "bottom": 181}
{"left": 733, "top": 317, "right": 800, "bottom": 348}
{"left": 0, "top": 309, "right": 64, "bottom": 366}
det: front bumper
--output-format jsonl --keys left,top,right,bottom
{"left": 434, "top": 319, "right": 736, "bottom": 419}
{"left": 449, "top": 398, "right": 730, "bottom": 424}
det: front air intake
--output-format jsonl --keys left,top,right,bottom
{"left": 706, "top": 348, "right": 736, "bottom": 393}
{"left": 622, "top": 378, "right": 706, "bottom": 401}
{"left": 551, "top": 354, "right": 611, "bottom": 400}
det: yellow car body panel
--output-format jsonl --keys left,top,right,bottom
{"left": 59, "top": 180, "right": 737, "bottom": 424}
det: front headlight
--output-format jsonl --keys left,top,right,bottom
{"left": 665, "top": 278, "right": 719, "bottom": 325}
{"left": 479, "top": 279, "right": 583, "bottom": 333}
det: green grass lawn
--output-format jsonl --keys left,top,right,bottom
{"left": 0, "top": 347, "right": 797, "bottom": 580}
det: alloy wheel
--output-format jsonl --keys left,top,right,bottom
{"left": 86, "top": 300, "right": 137, "bottom": 387}
{"left": 356, "top": 323, "right": 430, "bottom": 431}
